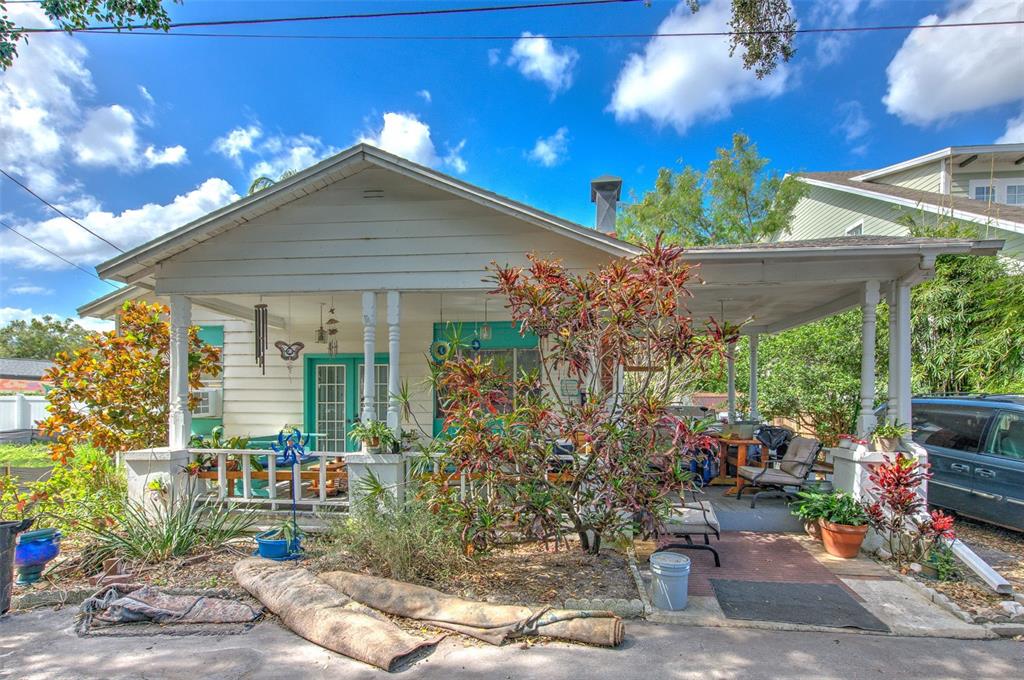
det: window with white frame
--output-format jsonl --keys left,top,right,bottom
{"left": 969, "top": 178, "right": 1024, "bottom": 205}
{"left": 845, "top": 220, "right": 864, "bottom": 236}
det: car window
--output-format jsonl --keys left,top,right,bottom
{"left": 911, "top": 404, "right": 991, "bottom": 452}
{"left": 986, "top": 411, "right": 1024, "bottom": 460}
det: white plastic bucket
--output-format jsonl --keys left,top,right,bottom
{"left": 650, "top": 551, "right": 691, "bottom": 611}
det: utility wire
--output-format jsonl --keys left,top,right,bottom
{"left": 15, "top": 0, "right": 641, "bottom": 33}
{"left": 0, "top": 168, "right": 125, "bottom": 253}
{"left": 62, "top": 18, "right": 1024, "bottom": 41}
{"left": 0, "top": 218, "right": 119, "bottom": 288}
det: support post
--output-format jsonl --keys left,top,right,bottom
{"left": 361, "top": 291, "right": 377, "bottom": 426}
{"left": 726, "top": 340, "right": 737, "bottom": 424}
{"left": 886, "top": 288, "right": 898, "bottom": 421}
{"left": 857, "top": 280, "right": 880, "bottom": 438}
{"left": 894, "top": 282, "right": 912, "bottom": 427}
{"left": 386, "top": 291, "right": 401, "bottom": 436}
{"left": 168, "top": 294, "right": 192, "bottom": 449}
{"left": 748, "top": 334, "right": 760, "bottom": 421}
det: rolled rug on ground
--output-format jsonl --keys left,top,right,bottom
{"left": 233, "top": 559, "right": 442, "bottom": 672}
{"left": 318, "top": 570, "right": 625, "bottom": 647}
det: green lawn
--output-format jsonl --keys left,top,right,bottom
{"left": 0, "top": 443, "right": 54, "bottom": 468}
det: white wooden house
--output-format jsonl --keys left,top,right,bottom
{"left": 78, "top": 144, "right": 1001, "bottom": 513}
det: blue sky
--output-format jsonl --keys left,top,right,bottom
{"left": 1, "top": 0, "right": 1022, "bottom": 328}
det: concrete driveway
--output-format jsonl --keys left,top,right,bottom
{"left": 1, "top": 608, "right": 1021, "bottom": 680}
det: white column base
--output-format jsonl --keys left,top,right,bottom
{"left": 125, "top": 448, "right": 192, "bottom": 518}
{"left": 343, "top": 452, "right": 405, "bottom": 509}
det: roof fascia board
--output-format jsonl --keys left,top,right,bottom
{"left": 798, "top": 176, "right": 1024, "bottom": 235}
{"left": 852, "top": 144, "right": 1024, "bottom": 182}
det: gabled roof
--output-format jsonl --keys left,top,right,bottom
{"left": 0, "top": 358, "right": 53, "bottom": 380}
{"left": 97, "top": 143, "right": 639, "bottom": 283}
{"left": 796, "top": 170, "right": 1024, "bottom": 235}
{"left": 850, "top": 144, "right": 1024, "bottom": 182}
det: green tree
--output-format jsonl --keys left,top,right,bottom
{"left": 248, "top": 169, "right": 298, "bottom": 195}
{"left": 687, "top": 0, "right": 796, "bottom": 79}
{"left": 617, "top": 132, "right": 806, "bottom": 247}
{"left": 0, "top": 315, "right": 92, "bottom": 359}
{"left": 2, "top": 1, "right": 178, "bottom": 70}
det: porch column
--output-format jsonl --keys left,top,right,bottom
{"left": 361, "top": 291, "right": 377, "bottom": 425}
{"left": 894, "top": 282, "right": 912, "bottom": 426}
{"left": 726, "top": 339, "right": 737, "bottom": 423}
{"left": 886, "top": 288, "right": 898, "bottom": 421}
{"left": 748, "top": 334, "right": 760, "bottom": 421}
{"left": 168, "top": 294, "right": 192, "bottom": 449}
{"left": 386, "top": 291, "right": 401, "bottom": 435}
{"left": 856, "top": 280, "right": 880, "bottom": 438}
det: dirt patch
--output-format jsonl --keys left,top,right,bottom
{"left": 906, "top": 517, "right": 1022, "bottom": 618}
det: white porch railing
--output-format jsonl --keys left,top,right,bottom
{"left": 188, "top": 448, "right": 349, "bottom": 513}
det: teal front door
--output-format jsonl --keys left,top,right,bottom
{"left": 304, "top": 354, "right": 388, "bottom": 452}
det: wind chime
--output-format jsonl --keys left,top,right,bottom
{"left": 315, "top": 303, "right": 327, "bottom": 345}
{"left": 275, "top": 296, "right": 304, "bottom": 379}
{"left": 325, "top": 297, "right": 339, "bottom": 356}
{"left": 254, "top": 302, "right": 268, "bottom": 375}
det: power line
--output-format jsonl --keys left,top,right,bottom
{"left": 62, "top": 18, "right": 1024, "bottom": 42}
{"left": 0, "top": 218, "right": 119, "bottom": 288}
{"left": 0, "top": 168, "right": 125, "bottom": 253}
{"left": 15, "top": 0, "right": 641, "bottom": 33}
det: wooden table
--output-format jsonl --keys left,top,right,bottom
{"left": 710, "top": 437, "right": 766, "bottom": 496}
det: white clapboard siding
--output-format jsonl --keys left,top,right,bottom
{"left": 785, "top": 185, "right": 916, "bottom": 241}
{"left": 874, "top": 164, "right": 940, "bottom": 193}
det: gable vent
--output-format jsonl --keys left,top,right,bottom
{"left": 363, "top": 189, "right": 384, "bottom": 199}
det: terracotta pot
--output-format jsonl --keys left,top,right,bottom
{"left": 804, "top": 520, "right": 822, "bottom": 541}
{"left": 820, "top": 520, "right": 868, "bottom": 559}
{"left": 873, "top": 436, "right": 902, "bottom": 453}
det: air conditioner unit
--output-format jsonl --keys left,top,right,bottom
{"left": 191, "top": 387, "right": 222, "bottom": 418}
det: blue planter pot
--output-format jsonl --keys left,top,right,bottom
{"left": 14, "top": 528, "right": 61, "bottom": 585}
{"left": 255, "top": 530, "right": 301, "bottom": 560}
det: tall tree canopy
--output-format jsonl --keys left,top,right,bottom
{"left": 0, "top": 315, "right": 92, "bottom": 360}
{"left": 617, "top": 132, "right": 806, "bottom": 247}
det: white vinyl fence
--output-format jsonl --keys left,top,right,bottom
{"left": 0, "top": 394, "right": 48, "bottom": 432}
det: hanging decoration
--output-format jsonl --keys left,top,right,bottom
{"left": 254, "top": 302, "right": 268, "bottom": 375}
{"left": 430, "top": 340, "right": 452, "bottom": 363}
{"left": 315, "top": 303, "right": 327, "bottom": 344}
{"left": 275, "top": 341, "right": 305, "bottom": 362}
{"left": 479, "top": 297, "right": 492, "bottom": 342}
{"left": 326, "top": 297, "right": 339, "bottom": 356}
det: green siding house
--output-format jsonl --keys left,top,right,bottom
{"left": 783, "top": 144, "right": 1024, "bottom": 259}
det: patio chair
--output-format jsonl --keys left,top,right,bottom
{"left": 735, "top": 436, "right": 821, "bottom": 509}
{"left": 653, "top": 495, "right": 722, "bottom": 567}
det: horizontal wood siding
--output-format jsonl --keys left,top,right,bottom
{"left": 951, "top": 170, "right": 1024, "bottom": 198}
{"left": 875, "top": 164, "right": 940, "bottom": 193}
{"left": 155, "top": 167, "right": 611, "bottom": 295}
{"left": 784, "top": 186, "right": 922, "bottom": 240}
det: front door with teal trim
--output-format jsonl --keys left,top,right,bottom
{"left": 304, "top": 354, "right": 388, "bottom": 452}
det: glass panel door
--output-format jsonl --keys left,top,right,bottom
{"left": 315, "top": 363, "right": 347, "bottom": 452}
{"left": 357, "top": 363, "right": 390, "bottom": 423}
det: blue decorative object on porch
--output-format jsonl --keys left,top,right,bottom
{"left": 14, "top": 528, "right": 61, "bottom": 585}
{"left": 268, "top": 427, "right": 311, "bottom": 559}
{"left": 271, "top": 427, "right": 313, "bottom": 467}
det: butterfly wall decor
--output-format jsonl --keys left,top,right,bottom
{"left": 275, "top": 340, "right": 305, "bottom": 362}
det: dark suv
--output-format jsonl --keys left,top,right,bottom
{"left": 908, "top": 396, "right": 1024, "bottom": 531}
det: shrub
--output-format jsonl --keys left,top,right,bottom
{"left": 818, "top": 491, "right": 868, "bottom": 527}
{"left": 325, "top": 495, "right": 470, "bottom": 585}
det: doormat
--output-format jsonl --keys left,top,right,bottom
{"left": 710, "top": 579, "right": 890, "bottom": 632}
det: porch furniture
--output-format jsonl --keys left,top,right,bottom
{"left": 735, "top": 436, "right": 822, "bottom": 508}
{"left": 654, "top": 498, "right": 722, "bottom": 567}
{"left": 710, "top": 437, "right": 766, "bottom": 496}
{"left": 309, "top": 460, "right": 348, "bottom": 496}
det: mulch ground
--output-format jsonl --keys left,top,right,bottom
{"left": 906, "top": 517, "right": 1023, "bottom": 618}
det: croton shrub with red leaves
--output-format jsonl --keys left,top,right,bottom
{"left": 866, "top": 452, "right": 955, "bottom": 567}
{"left": 427, "top": 237, "right": 736, "bottom": 554}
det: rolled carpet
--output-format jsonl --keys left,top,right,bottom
{"left": 233, "top": 559, "right": 442, "bottom": 671}
{"left": 319, "top": 570, "right": 625, "bottom": 647}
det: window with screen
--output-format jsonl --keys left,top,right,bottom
{"left": 1007, "top": 184, "right": 1024, "bottom": 206}
{"left": 911, "top": 405, "right": 991, "bottom": 453}
{"left": 973, "top": 185, "right": 994, "bottom": 202}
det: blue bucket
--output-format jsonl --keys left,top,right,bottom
{"left": 650, "top": 551, "right": 691, "bottom": 611}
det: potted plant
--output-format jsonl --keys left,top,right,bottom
{"left": 790, "top": 490, "right": 828, "bottom": 540}
{"left": 255, "top": 519, "right": 303, "bottom": 560}
{"left": 349, "top": 420, "right": 397, "bottom": 453}
{"left": 871, "top": 420, "right": 911, "bottom": 453}
{"left": 818, "top": 491, "right": 870, "bottom": 558}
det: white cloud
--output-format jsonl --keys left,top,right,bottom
{"left": 213, "top": 125, "right": 263, "bottom": 162}
{"left": 144, "top": 144, "right": 187, "bottom": 166}
{"left": 809, "top": 1, "right": 863, "bottom": 66}
{"left": 883, "top": 0, "right": 1024, "bottom": 126}
{"left": 359, "top": 112, "right": 467, "bottom": 173}
{"left": 836, "top": 101, "right": 870, "bottom": 142}
{"left": 71, "top": 105, "right": 187, "bottom": 169}
{"left": 7, "top": 285, "right": 54, "bottom": 295}
{"left": 417, "top": 89, "right": 432, "bottom": 103}
{"left": 487, "top": 48, "right": 502, "bottom": 66}
{"left": 996, "top": 111, "right": 1024, "bottom": 144}
{"left": 0, "top": 307, "right": 113, "bottom": 332}
{"left": 528, "top": 127, "right": 570, "bottom": 167}
{"left": 249, "top": 132, "right": 339, "bottom": 182}
{"left": 138, "top": 85, "right": 155, "bottom": 107}
{"left": 608, "top": 0, "right": 788, "bottom": 134}
{"left": 507, "top": 33, "right": 579, "bottom": 95}
{"left": 0, "top": 178, "right": 239, "bottom": 269}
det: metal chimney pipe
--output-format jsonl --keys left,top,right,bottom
{"left": 590, "top": 175, "right": 622, "bottom": 233}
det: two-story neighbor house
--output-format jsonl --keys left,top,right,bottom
{"left": 784, "top": 144, "right": 1024, "bottom": 259}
